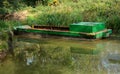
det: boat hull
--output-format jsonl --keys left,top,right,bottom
{"left": 14, "top": 25, "right": 112, "bottom": 39}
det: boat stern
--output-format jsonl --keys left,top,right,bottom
{"left": 94, "top": 29, "right": 112, "bottom": 39}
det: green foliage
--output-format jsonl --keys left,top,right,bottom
{"left": 24, "top": 16, "right": 37, "bottom": 25}
{"left": 22, "top": 0, "right": 50, "bottom": 7}
{"left": 0, "top": 20, "right": 22, "bottom": 31}
{"left": 27, "top": 0, "right": 119, "bottom": 33}
{"left": 36, "top": 12, "right": 82, "bottom": 26}
{"left": 0, "top": 41, "right": 7, "bottom": 51}
{"left": 1, "top": 0, "right": 120, "bottom": 33}
{"left": 106, "top": 15, "right": 120, "bottom": 33}
{"left": 0, "top": 0, "right": 24, "bottom": 14}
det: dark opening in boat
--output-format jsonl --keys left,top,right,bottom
{"left": 33, "top": 25, "right": 69, "bottom": 31}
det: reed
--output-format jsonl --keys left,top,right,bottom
{"left": 0, "top": 0, "right": 120, "bottom": 33}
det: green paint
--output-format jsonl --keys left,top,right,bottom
{"left": 70, "top": 22, "right": 105, "bottom": 33}
{"left": 14, "top": 22, "right": 112, "bottom": 39}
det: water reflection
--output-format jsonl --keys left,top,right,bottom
{"left": 0, "top": 36, "right": 120, "bottom": 74}
{"left": 100, "top": 40, "right": 120, "bottom": 74}
{"left": 26, "top": 53, "right": 34, "bottom": 66}
{"left": 101, "top": 54, "right": 120, "bottom": 74}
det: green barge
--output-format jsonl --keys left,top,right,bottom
{"left": 14, "top": 22, "right": 112, "bottom": 39}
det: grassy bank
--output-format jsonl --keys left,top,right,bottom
{"left": 0, "top": 0, "right": 120, "bottom": 33}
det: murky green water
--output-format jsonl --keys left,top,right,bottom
{"left": 0, "top": 35, "right": 120, "bottom": 74}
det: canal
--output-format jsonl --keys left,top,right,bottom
{"left": 0, "top": 34, "right": 120, "bottom": 74}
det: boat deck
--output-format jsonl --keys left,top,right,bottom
{"left": 14, "top": 25, "right": 112, "bottom": 39}
{"left": 33, "top": 26, "right": 69, "bottom": 31}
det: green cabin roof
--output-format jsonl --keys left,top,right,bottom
{"left": 71, "top": 22, "right": 103, "bottom": 26}
{"left": 70, "top": 22, "right": 106, "bottom": 33}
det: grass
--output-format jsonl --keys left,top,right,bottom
{"left": 0, "top": 0, "right": 120, "bottom": 33}
{"left": 0, "top": 40, "right": 8, "bottom": 51}
{"left": 0, "top": 20, "right": 22, "bottom": 31}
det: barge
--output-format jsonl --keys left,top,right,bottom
{"left": 14, "top": 22, "right": 112, "bottom": 39}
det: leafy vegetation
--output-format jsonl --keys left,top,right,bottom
{"left": 0, "top": 0, "right": 120, "bottom": 33}
{"left": 0, "top": 0, "right": 24, "bottom": 14}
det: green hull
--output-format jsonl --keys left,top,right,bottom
{"left": 14, "top": 27, "right": 112, "bottom": 39}
{"left": 70, "top": 22, "right": 105, "bottom": 33}
{"left": 13, "top": 22, "right": 112, "bottom": 39}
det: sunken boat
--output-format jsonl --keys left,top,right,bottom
{"left": 13, "top": 22, "right": 112, "bottom": 39}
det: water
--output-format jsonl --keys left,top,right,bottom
{"left": 0, "top": 35, "right": 120, "bottom": 74}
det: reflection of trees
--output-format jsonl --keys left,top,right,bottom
{"left": 0, "top": 0, "right": 22, "bottom": 14}
{"left": 38, "top": 46, "right": 72, "bottom": 66}
{"left": 14, "top": 44, "right": 72, "bottom": 74}
{"left": 71, "top": 54, "right": 100, "bottom": 74}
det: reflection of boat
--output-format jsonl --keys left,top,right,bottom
{"left": 14, "top": 22, "right": 112, "bottom": 39}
